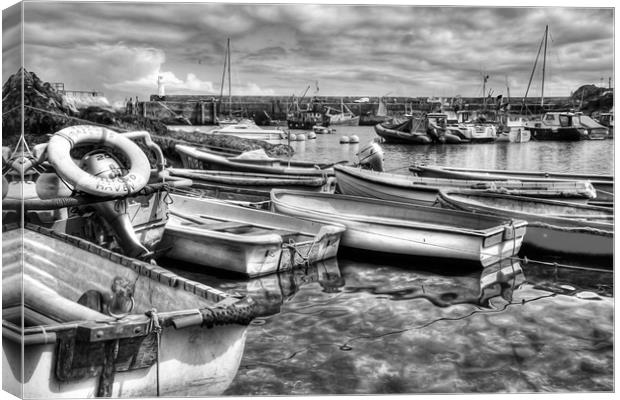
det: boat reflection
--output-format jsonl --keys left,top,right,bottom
{"left": 168, "top": 258, "right": 344, "bottom": 317}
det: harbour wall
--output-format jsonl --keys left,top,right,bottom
{"left": 139, "top": 95, "right": 572, "bottom": 125}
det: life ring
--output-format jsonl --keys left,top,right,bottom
{"left": 46, "top": 125, "right": 151, "bottom": 197}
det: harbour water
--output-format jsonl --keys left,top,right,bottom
{"left": 164, "top": 125, "right": 613, "bottom": 395}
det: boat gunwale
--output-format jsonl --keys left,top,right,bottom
{"left": 335, "top": 165, "right": 595, "bottom": 195}
{"left": 437, "top": 189, "right": 614, "bottom": 231}
{"left": 411, "top": 165, "right": 613, "bottom": 183}
{"left": 270, "top": 189, "right": 527, "bottom": 238}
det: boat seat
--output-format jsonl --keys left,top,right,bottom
{"left": 267, "top": 229, "right": 300, "bottom": 239}
{"left": 202, "top": 221, "right": 253, "bottom": 231}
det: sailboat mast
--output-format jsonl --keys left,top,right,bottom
{"left": 219, "top": 39, "right": 228, "bottom": 113}
{"left": 540, "top": 25, "right": 548, "bottom": 108}
{"left": 521, "top": 27, "right": 546, "bottom": 114}
{"left": 227, "top": 38, "right": 232, "bottom": 118}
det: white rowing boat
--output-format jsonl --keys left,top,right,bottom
{"left": 270, "top": 190, "right": 527, "bottom": 268}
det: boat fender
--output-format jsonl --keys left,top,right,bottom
{"left": 46, "top": 125, "right": 151, "bottom": 197}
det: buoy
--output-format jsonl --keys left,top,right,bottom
{"left": 349, "top": 135, "right": 360, "bottom": 143}
{"left": 340, "top": 136, "right": 350, "bottom": 144}
{"left": 296, "top": 134, "right": 307, "bottom": 141}
{"left": 307, "top": 132, "right": 317, "bottom": 139}
{"left": 288, "top": 133, "right": 297, "bottom": 141}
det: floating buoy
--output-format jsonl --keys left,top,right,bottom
{"left": 307, "top": 132, "right": 317, "bottom": 139}
{"left": 296, "top": 134, "right": 307, "bottom": 141}
{"left": 349, "top": 135, "right": 360, "bottom": 143}
{"left": 288, "top": 133, "right": 297, "bottom": 141}
{"left": 340, "top": 136, "right": 350, "bottom": 144}
{"left": 575, "top": 291, "right": 602, "bottom": 300}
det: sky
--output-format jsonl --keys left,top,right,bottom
{"left": 1, "top": 1, "right": 616, "bottom": 105}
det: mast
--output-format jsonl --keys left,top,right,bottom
{"left": 521, "top": 26, "right": 547, "bottom": 114}
{"left": 227, "top": 38, "right": 232, "bottom": 118}
{"left": 219, "top": 39, "right": 228, "bottom": 115}
{"left": 540, "top": 25, "right": 548, "bottom": 108}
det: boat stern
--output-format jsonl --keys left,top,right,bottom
{"left": 479, "top": 221, "right": 527, "bottom": 267}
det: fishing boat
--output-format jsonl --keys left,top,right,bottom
{"left": 437, "top": 190, "right": 613, "bottom": 258}
{"left": 325, "top": 100, "right": 360, "bottom": 126}
{"left": 334, "top": 165, "right": 596, "bottom": 205}
{"left": 158, "top": 194, "right": 345, "bottom": 277}
{"left": 2, "top": 224, "right": 256, "bottom": 398}
{"left": 270, "top": 190, "right": 527, "bottom": 268}
{"left": 528, "top": 112, "right": 590, "bottom": 141}
{"left": 451, "top": 110, "right": 498, "bottom": 143}
{"left": 409, "top": 165, "right": 613, "bottom": 204}
{"left": 427, "top": 113, "right": 471, "bottom": 143}
{"left": 596, "top": 110, "right": 614, "bottom": 138}
{"left": 175, "top": 144, "right": 336, "bottom": 176}
{"left": 576, "top": 113, "right": 610, "bottom": 140}
{"left": 374, "top": 115, "right": 432, "bottom": 144}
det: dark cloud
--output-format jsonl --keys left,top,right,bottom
{"left": 9, "top": 2, "right": 614, "bottom": 102}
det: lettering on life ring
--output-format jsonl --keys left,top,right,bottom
{"left": 46, "top": 125, "right": 151, "bottom": 197}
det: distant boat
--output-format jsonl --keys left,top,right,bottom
{"left": 168, "top": 122, "right": 286, "bottom": 143}
{"left": 496, "top": 114, "right": 531, "bottom": 143}
{"left": 450, "top": 110, "right": 498, "bottom": 143}
{"left": 2, "top": 225, "right": 256, "bottom": 398}
{"left": 175, "top": 144, "right": 336, "bottom": 176}
{"left": 527, "top": 112, "right": 590, "bottom": 141}
{"left": 159, "top": 194, "right": 345, "bottom": 277}
{"left": 270, "top": 189, "right": 527, "bottom": 268}
{"left": 374, "top": 114, "right": 432, "bottom": 144}
{"left": 334, "top": 165, "right": 597, "bottom": 205}
{"left": 359, "top": 96, "right": 391, "bottom": 126}
{"left": 325, "top": 100, "right": 360, "bottom": 126}
{"left": 410, "top": 165, "right": 613, "bottom": 204}
{"left": 437, "top": 189, "right": 613, "bottom": 259}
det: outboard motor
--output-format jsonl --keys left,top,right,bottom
{"left": 356, "top": 141, "right": 384, "bottom": 171}
{"left": 80, "top": 151, "right": 151, "bottom": 259}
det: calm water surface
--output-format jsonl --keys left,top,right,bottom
{"left": 167, "top": 125, "right": 613, "bottom": 394}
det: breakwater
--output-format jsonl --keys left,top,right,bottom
{"left": 140, "top": 94, "right": 573, "bottom": 125}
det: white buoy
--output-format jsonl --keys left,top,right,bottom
{"left": 288, "top": 133, "right": 297, "bottom": 141}
{"left": 296, "top": 134, "right": 307, "bottom": 141}
{"left": 307, "top": 132, "right": 317, "bottom": 139}
{"left": 340, "top": 136, "right": 350, "bottom": 144}
{"left": 349, "top": 135, "right": 360, "bottom": 143}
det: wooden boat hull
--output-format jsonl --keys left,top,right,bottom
{"left": 176, "top": 144, "right": 334, "bottom": 176}
{"left": 159, "top": 194, "right": 344, "bottom": 277}
{"left": 334, "top": 165, "right": 596, "bottom": 206}
{"left": 2, "top": 225, "right": 256, "bottom": 398}
{"left": 437, "top": 190, "right": 613, "bottom": 258}
{"left": 374, "top": 123, "right": 432, "bottom": 144}
{"left": 270, "top": 190, "right": 527, "bottom": 268}
{"left": 410, "top": 165, "right": 613, "bottom": 203}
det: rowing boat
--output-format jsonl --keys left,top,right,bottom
{"left": 410, "top": 165, "right": 613, "bottom": 203}
{"left": 175, "top": 144, "right": 335, "bottom": 176}
{"left": 158, "top": 194, "right": 345, "bottom": 277}
{"left": 334, "top": 165, "right": 596, "bottom": 204}
{"left": 437, "top": 189, "right": 613, "bottom": 258}
{"left": 2, "top": 224, "right": 256, "bottom": 398}
{"left": 168, "top": 168, "right": 336, "bottom": 193}
{"left": 270, "top": 190, "right": 527, "bottom": 268}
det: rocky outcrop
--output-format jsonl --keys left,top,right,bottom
{"left": 570, "top": 85, "right": 614, "bottom": 114}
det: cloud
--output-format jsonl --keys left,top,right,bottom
{"left": 12, "top": 3, "right": 614, "bottom": 100}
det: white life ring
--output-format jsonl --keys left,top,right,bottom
{"left": 46, "top": 125, "right": 151, "bottom": 197}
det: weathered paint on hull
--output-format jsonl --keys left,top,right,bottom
{"left": 3, "top": 325, "right": 248, "bottom": 398}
